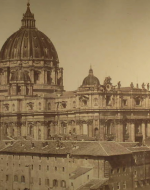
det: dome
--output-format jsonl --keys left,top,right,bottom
{"left": 10, "top": 64, "right": 31, "bottom": 82}
{"left": 82, "top": 68, "right": 100, "bottom": 86}
{"left": 0, "top": 3, "right": 59, "bottom": 62}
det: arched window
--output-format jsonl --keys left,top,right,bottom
{"left": 26, "top": 86, "right": 29, "bottom": 95}
{"left": 29, "top": 125, "right": 33, "bottom": 137}
{"left": 135, "top": 98, "right": 141, "bottom": 106}
{"left": 94, "top": 128, "right": 99, "bottom": 136}
{"left": 48, "top": 102, "right": 51, "bottom": 110}
{"left": 12, "top": 104, "right": 15, "bottom": 111}
{"left": 14, "top": 175, "right": 18, "bottom": 182}
{"left": 17, "top": 86, "right": 21, "bottom": 95}
{"left": 93, "top": 98, "right": 98, "bottom": 106}
{"left": 61, "top": 180, "right": 66, "bottom": 188}
{"left": 39, "top": 102, "right": 41, "bottom": 110}
{"left": 38, "top": 129, "right": 41, "bottom": 140}
{"left": 34, "top": 71, "right": 40, "bottom": 84}
{"left": 53, "top": 179, "right": 58, "bottom": 187}
{"left": 21, "top": 175, "right": 25, "bottom": 183}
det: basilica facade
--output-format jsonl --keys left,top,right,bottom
{"left": 1, "top": 3, "right": 150, "bottom": 190}
{"left": 0, "top": 3, "right": 150, "bottom": 144}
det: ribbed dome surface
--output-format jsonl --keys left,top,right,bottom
{"left": 10, "top": 67, "right": 31, "bottom": 82}
{"left": 0, "top": 3, "right": 59, "bottom": 62}
{"left": 0, "top": 28, "right": 59, "bottom": 62}
{"left": 82, "top": 68, "right": 100, "bottom": 86}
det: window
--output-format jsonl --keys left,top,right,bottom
{"left": 117, "top": 183, "right": 120, "bottom": 190}
{"left": 111, "top": 169, "right": 114, "bottom": 174}
{"left": 134, "top": 181, "right": 138, "bottom": 188}
{"left": 32, "top": 165, "right": 33, "bottom": 170}
{"left": 117, "top": 168, "right": 120, "bottom": 173}
{"left": 53, "top": 179, "right": 58, "bottom": 187}
{"left": 106, "top": 96, "right": 111, "bottom": 106}
{"left": 123, "top": 167, "right": 126, "bottom": 172}
{"left": 21, "top": 176, "right": 25, "bottom": 183}
{"left": 87, "top": 175, "right": 89, "bottom": 180}
{"left": 6, "top": 175, "right": 9, "bottom": 181}
{"left": 123, "top": 99, "right": 127, "bottom": 106}
{"left": 39, "top": 178, "right": 41, "bottom": 185}
{"left": 47, "top": 165, "right": 49, "bottom": 171}
{"left": 134, "top": 170, "right": 137, "bottom": 177}
{"left": 45, "top": 178, "right": 49, "bottom": 186}
{"left": 123, "top": 181, "right": 126, "bottom": 189}
{"left": 71, "top": 182, "right": 73, "bottom": 186}
{"left": 61, "top": 180, "right": 66, "bottom": 188}
{"left": 55, "top": 167, "right": 57, "bottom": 171}
{"left": 39, "top": 102, "right": 41, "bottom": 110}
{"left": 39, "top": 165, "right": 41, "bottom": 170}
{"left": 14, "top": 175, "right": 18, "bottom": 182}
{"left": 62, "top": 167, "right": 65, "bottom": 172}
{"left": 135, "top": 98, "right": 141, "bottom": 106}
{"left": 48, "top": 103, "right": 51, "bottom": 110}
{"left": 93, "top": 98, "right": 98, "bottom": 106}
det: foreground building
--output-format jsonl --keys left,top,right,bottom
{"left": 0, "top": 2, "right": 150, "bottom": 190}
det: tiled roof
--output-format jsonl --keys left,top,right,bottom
{"left": 0, "top": 140, "right": 149, "bottom": 156}
{"left": 72, "top": 141, "right": 131, "bottom": 156}
{"left": 70, "top": 167, "right": 92, "bottom": 179}
{"left": 119, "top": 142, "right": 139, "bottom": 148}
{"left": 77, "top": 178, "right": 108, "bottom": 190}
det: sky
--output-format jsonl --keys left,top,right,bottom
{"left": 0, "top": 0, "right": 150, "bottom": 90}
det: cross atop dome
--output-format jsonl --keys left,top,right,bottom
{"left": 21, "top": 1, "right": 36, "bottom": 28}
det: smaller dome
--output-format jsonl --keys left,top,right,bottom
{"left": 82, "top": 68, "right": 100, "bottom": 86}
{"left": 10, "top": 64, "right": 31, "bottom": 83}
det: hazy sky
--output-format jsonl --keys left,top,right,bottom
{"left": 0, "top": 0, "right": 150, "bottom": 91}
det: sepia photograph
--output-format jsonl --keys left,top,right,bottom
{"left": 0, "top": 0, "right": 150, "bottom": 189}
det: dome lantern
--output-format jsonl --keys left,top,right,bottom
{"left": 21, "top": 2, "right": 36, "bottom": 28}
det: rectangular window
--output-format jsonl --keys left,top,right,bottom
{"left": 55, "top": 167, "right": 57, "bottom": 171}
{"left": 123, "top": 181, "right": 126, "bottom": 189}
{"left": 39, "top": 178, "right": 41, "bottom": 185}
{"left": 117, "top": 183, "right": 120, "bottom": 190}
{"left": 106, "top": 96, "right": 111, "bottom": 106}
{"left": 39, "top": 165, "right": 41, "bottom": 170}
{"left": 117, "top": 168, "right": 120, "bottom": 173}
{"left": 123, "top": 167, "right": 126, "bottom": 172}
{"left": 32, "top": 165, "right": 33, "bottom": 170}
{"left": 6, "top": 175, "right": 9, "bottom": 181}
{"left": 62, "top": 167, "right": 65, "bottom": 172}
{"left": 47, "top": 165, "right": 49, "bottom": 171}
{"left": 45, "top": 178, "right": 49, "bottom": 186}
{"left": 123, "top": 99, "right": 127, "bottom": 106}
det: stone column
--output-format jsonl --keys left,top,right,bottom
{"left": 34, "top": 122, "right": 38, "bottom": 140}
{"left": 147, "top": 121, "right": 150, "bottom": 137}
{"left": 142, "top": 121, "right": 146, "bottom": 141}
{"left": 44, "top": 70, "right": 47, "bottom": 84}
{"left": 130, "top": 121, "right": 135, "bottom": 142}
{"left": 51, "top": 69, "right": 55, "bottom": 85}
{"left": 99, "top": 120, "right": 105, "bottom": 141}
{"left": 116, "top": 120, "right": 123, "bottom": 142}
{"left": 30, "top": 69, "right": 34, "bottom": 83}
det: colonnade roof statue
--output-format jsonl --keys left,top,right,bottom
{"left": 0, "top": 2, "right": 59, "bottom": 63}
